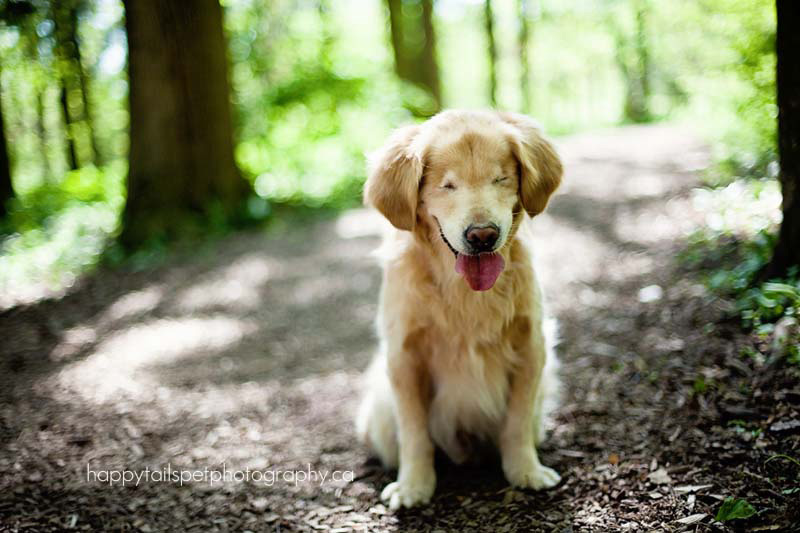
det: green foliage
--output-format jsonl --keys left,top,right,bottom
{"left": 692, "top": 375, "right": 709, "bottom": 395}
{"left": 684, "top": 178, "right": 799, "bottom": 365}
{"left": 0, "top": 163, "right": 125, "bottom": 300}
{"left": 0, "top": 0, "right": 782, "bottom": 301}
{"left": 715, "top": 497, "right": 756, "bottom": 522}
{"left": 691, "top": 224, "right": 798, "bottom": 343}
{"left": 766, "top": 454, "right": 800, "bottom": 471}
{"left": 676, "top": 0, "right": 777, "bottom": 183}
{"left": 225, "top": 0, "right": 415, "bottom": 209}
{"left": 738, "top": 279, "right": 799, "bottom": 330}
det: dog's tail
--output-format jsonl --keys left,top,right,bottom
{"left": 355, "top": 353, "right": 399, "bottom": 469}
{"left": 535, "top": 316, "right": 562, "bottom": 445}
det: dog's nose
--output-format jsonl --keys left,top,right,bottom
{"left": 464, "top": 224, "right": 499, "bottom": 252}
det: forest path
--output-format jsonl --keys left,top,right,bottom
{"left": 1, "top": 124, "right": 791, "bottom": 532}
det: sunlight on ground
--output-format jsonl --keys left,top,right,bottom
{"left": 101, "top": 286, "right": 164, "bottom": 323}
{"left": 175, "top": 255, "right": 274, "bottom": 312}
{"left": 50, "top": 316, "right": 257, "bottom": 403}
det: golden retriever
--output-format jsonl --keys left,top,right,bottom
{"left": 356, "top": 110, "right": 563, "bottom": 509}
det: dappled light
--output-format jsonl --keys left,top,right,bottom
{"left": 1, "top": 0, "right": 798, "bottom": 531}
{"left": 173, "top": 256, "right": 273, "bottom": 312}
{"left": 52, "top": 316, "right": 258, "bottom": 403}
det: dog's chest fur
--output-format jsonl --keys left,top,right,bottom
{"left": 383, "top": 238, "right": 536, "bottom": 463}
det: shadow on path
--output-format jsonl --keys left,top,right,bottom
{"left": 2, "top": 124, "right": 795, "bottom": 532}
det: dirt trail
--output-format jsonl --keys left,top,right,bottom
{"left": 1, "top": 124, "right": 797, "bottom": 532}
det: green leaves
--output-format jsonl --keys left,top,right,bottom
{"left": 738, "top": 277, "right": 799, "bottom": 330}
{"left": 715, "top": 497, "right": 756, "bottom": 522}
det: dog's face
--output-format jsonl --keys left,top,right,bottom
{"left": 365, "top": 111, "right": 562, "bottom": 291}
{"left": 418, "top": 131, "right": 520, "bottom": 258}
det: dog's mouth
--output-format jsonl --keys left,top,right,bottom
{"left": 434, "top": 217, "right": 505, "bottom": 292}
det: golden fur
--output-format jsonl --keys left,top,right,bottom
{"left": 356, "top": 110, "right": 563, "bottom": 509}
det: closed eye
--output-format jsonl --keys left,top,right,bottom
{"left": 441, "top": 182, "right": 456, "bottom": 190}
{"left": 493, "top": 176, "right": 509, "bottom": 184}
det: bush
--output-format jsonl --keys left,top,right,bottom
{"left": 684, "top": 179, "right": 799, "bottom": 364}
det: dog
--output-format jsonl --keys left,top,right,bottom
{"left": 355, "top": 109, "right": 563, "bottom": 509}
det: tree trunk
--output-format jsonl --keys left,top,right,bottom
{"left": 36, "top": 90, "right": 51, "bottom": 180}
{"left": 119, "top": 0, "right": 250, "bottom": 249}
{"left": 20, "top": 16, "right": 53, "bottom": 179}
{"left": 517, "top": 0, "right": 531, "bottom": 113}
{"left": 53, "top": 2, "right": 82, "bottom": 170}
{"left": 761, "top": 0, "right": 800, "bottom": 279}
{"left": 0, "top": 67, "right": 13, "bottom": 218}
{"left": 612, "top": 0, "right": 650, "bottom": 123}
{"left": 68, "top": 5, "right": 101, "bottom": 165}
{"left": 385, "top": 0, "right": 441, "bottom": 113}
{"left": 633, "top": 0, "right": 650, "bottom": 119}
{"left": 386, "top": 0, "right": 410, "bottom": 82}
{"left": 484, "top": 0, "right": 497, "bottom": 107}
{"left": 419, "top": 0, "right": 441, "bottom": 109}
{"left": 59, "top": 83, "right": 78, "bottom": 171}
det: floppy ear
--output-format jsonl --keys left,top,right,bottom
{"left": 498, "top": 112, "right": 563, "bottom": 217}
{"left": 364, "top": 125, "right": 423, "bottom": 231}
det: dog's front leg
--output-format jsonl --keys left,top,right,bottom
{"left": 380, "top": 350, "right": 436, "bottom": 509}
{"left": 500, "top": 318, "right": 561, "bottom": 490}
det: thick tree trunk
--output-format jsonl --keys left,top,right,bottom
{"left": 385, "top": 0, "right": 441, "bottom": 112}
{"left": 484, "top": 0, "right": 497, "bottom": 107}
{"left": 0, "top": 73, "right": 13, "bottom": 218}
{"left": 119, "top": 0, "right": 250, "bottom": 249}
{"left": 761, "top": 0, "right": 800, "bottom": 279}
{"left": 518, "top": 0, "right": 531, "bottom": 113}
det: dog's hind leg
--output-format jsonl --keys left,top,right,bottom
{"left": 355, "top": 355, "right": 399, "bottom": 469}
{"left": 532, "top": 317, "right": 561, "bottom": 446}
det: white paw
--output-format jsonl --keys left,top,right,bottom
{"left": 380, "top": 469, "right": 436, "bottom": 510}
{"left": 503, "top": 452, "right": 561, "bottom": 490}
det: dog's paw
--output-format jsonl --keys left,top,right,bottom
{"left": 503, "top": 452, "right": 561, "bottom": 490}
{"left": 380, "top": 469, "right": 436, "bottom": 510}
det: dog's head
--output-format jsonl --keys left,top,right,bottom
{"left": 365, "top": 110, "right": 562, "bottom": 291}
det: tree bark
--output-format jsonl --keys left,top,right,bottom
{"left": 517, "top": 0, "right": 531, "bottom": 113}
{"left": 0, "top": 65, "right": 13, "bottom": 218}
{"left": 385, "top": 0, "right": 441, "bottom": 112}
{"left": 761, "top": 0, "right": 800, "bottom": 279}
{"left": 484, "top": 0, "right": 497, "bottom": 107}
{"left": 119, "top": 0, "right": 250, "bottom": 249}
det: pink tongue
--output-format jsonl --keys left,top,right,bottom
{"left": 455, "top": 253, "right": 505, "bottom": 291}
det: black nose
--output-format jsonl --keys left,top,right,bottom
{"left": 464, "top": 223, "right": 499, "bottom": 252}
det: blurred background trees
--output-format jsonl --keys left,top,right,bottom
{"left": 762, "top": 0, "right": 798, "bottom": 279}
{"left": 386, "top": 0, "right": 441, "bottom": 113}
{"left": 483, "top": 0, "right": 497, "bottom": 107}
{"left": 0, "top": 81, "right": 10, "bottom": 218}
{"left": 0, "top": 0, "right": 789, "bottom": 302}
{"left": 120, "top": 0, "right": 250, "bottom": 249}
